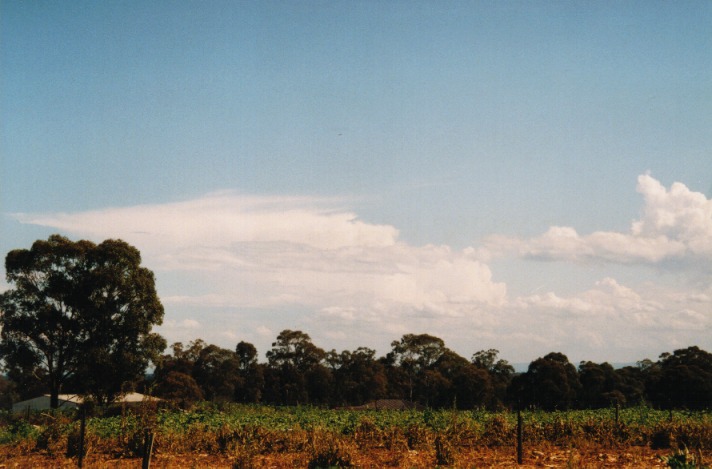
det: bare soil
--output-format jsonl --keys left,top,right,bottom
{"left": 1, "top": 445, "right": 705, "bottom": 468}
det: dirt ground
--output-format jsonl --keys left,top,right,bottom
{"left": 0, "top": 446, "right": 705, "bottom": 468}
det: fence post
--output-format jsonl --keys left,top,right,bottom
{"left": 77, "top": 406, "right": 86, "bottom": 468}
{"left": 142, "top": 428, "right": 154, "bottom": 469}
{"left": 615, "top": 401, "right": 620, "bottom": 424}
{"left": 517, "top": 406, "right": 523, "bottom": 465}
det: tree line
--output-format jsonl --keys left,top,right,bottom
{"left": 1, "top": 236, "right": 711, "bottom": 411}
{"left": 148, "top": 331, "right": 712, "bottom": 411}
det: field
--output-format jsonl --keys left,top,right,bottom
{"left": 1, "top": 404, "right": 711, "bottom": 468}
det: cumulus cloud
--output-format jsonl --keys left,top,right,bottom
{"left": 514, "top": 277, "right": 662, "bottom": 317}
{"left": 486, "top": 174, "right": 712, "bottom": 267}
{"left": 494, "top": 276, "right": 711, "bottom": 362}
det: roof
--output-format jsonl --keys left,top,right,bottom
{"left": 12, "top": 392, "right": 160, "bottom": 413}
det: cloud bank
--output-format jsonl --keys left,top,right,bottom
{"left": 11, "top": 175, "right": 712, "bottom": 362}
{"left": 13, "top": 191, "right": 506, "bottom": 314}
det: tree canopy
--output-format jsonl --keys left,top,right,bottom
{"left": 0, "top": 235, "right": 166, "bottom": 407}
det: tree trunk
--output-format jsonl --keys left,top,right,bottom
{"left": 49, "top": 373, "right": 61, "bottom": 409}
{"left": 50, "top": 388, "right": 59, "bottom": 409}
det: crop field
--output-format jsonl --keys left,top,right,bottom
{"left": 1, "top": 404, "right": 711, "bottom": 468}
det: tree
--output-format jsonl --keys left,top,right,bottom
{"left": 649, "top": 346, "right": 712, "bottom": 409}
{"left": 386, "top": 333, "right": 446, "bottom": 401}
{"left": 432, "top": 349, "right": 492, "bottom": 409}
{"left": 0, "top": 376, "right": 18, "bottom": 410}
{"left": 578, "top": 361, "right": 623, "bottom": 408}
{"left": 511, "top": 352, "right": 580, "bottom": 410}
{"left": 266, "top": 330, "right": 325, "bottom": 372}
{"left": 265, "top": 330, "right": 327, "bottom": 405}
{"left": 154, "top": 371, "right": 203, "bottom": 408}
{"left": 0, "top": 235, "right": 166, "bottom": 407}
{"left": 155, "top": 340, "right": 208, "bottom": 380}
{"left": 235, "top": 341, "right": 264, "bottom": 403}
{"left": 330, "top": 347, "right": 387, "bottom": 406}
{"left": 192, "top": 344, "right": 241, "bottom": 402}
{"left": 472, "top": 349, "right": 514, "bottom": 408}
{"left": 613, "top": 365, "right": 646, "bottom": 406}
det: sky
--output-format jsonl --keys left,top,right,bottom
{"left": 2, "top": 1, "right": 711, "bottom": 366}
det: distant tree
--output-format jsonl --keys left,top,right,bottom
{"left": 154, "top": 339, "right": 248, "bottom": 403}
{"left": 154, "top": 340, "right": 205, "bottom": 383}
{"left": 578, "top": 361, "right": 622, "bottom": 408}
{"left": 613, "top": 365, "right": 646, "bottom": 406}
{"left": 265, "top": 330, "right": 327, "bottom": 405}
{"left": 266, "top": 330, "right": 326, "bottom": 372}
{"left": 472, "top": 349, "right": 514, "bottom": 408}
{"left": 0, "top": 235, "right": 166, "bottom": 408}
{"left": 511, "top": 352, "right": 580, "bottom": 410}
{"left": 234, "top": 341, "right": 264, "bottom": 403}
{"left": 386, "top": 333, "right": 446, "bottom": 401}
{"left": 236, "top": 341, "right": 258, "bottom": 370}
{"left": 432, "top": 349, "right": 492, "bottom": 409}
{"left": 154, "top": 371, "right": 203, "bottom": 408}
{"left": 192, "top": 344, "right": 241, "bottom": 402}
{"left": 649, "top": 346, "right": 712, "bottom": 409}
{"left": 331, "top": 347, "right": 387, "bottom": 406}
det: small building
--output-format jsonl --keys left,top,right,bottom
{"left": 12, "top": 392, "right": 158, "bottom": 413}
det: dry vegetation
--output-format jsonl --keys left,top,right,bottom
{"left": 1, "top": 404, "right": 710, "bottom": 468}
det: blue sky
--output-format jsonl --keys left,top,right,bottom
{"left": 2, "top": 1, "right": 711, "bottom": 364}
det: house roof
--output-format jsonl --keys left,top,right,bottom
{"left": 11, "top": 392, "right": 160, "bottom": 412}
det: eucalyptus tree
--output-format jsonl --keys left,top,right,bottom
{"left": 386, "top": 333, "right": 447, "bottom": 402}
{"left": 265, "top": 330, "right": 328, "bottom": 404}
{"left": 511, "top": 352, "right": 581, "bottom": 410}
{"left": 0, "top": 235, "right": 166, "bottom": 407}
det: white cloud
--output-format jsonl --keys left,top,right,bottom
{"left": 485, "top": 174, "right": 712, "bottom": 267}
{"left": 156, "top": 318, "right": 203, "bottom": 345}
{"left": 13, "top": 192, "right": 399, "bottom": 252}
{"left": 12, "top": 192, "right": 506, "bottom": 321}
{"left": 10, "top": 180, "right": 711, "bottom": 363}
{"left": 514, "top": 277, "right": 662, "bottom": 316}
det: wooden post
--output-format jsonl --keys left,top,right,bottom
{"left": 517, "top": 407, "right": 523, "bottom": 465}
{"left": 77, "top": 407, "right": 86, "bottom": 468}
{"left": 615, "top": 401, "right": 620, "bottom": 424}
{"left": 142, "top": 428, "right": 154, "bottom": 469}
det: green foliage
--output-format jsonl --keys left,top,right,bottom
{"left": 0, "top": 235, "right": 166, "bottom": 407}
{"left": 0, "top": 418, "right": 39, "bottom": 444}
{"left": 662, "top": 447, "right": 710, "bottom": 468}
